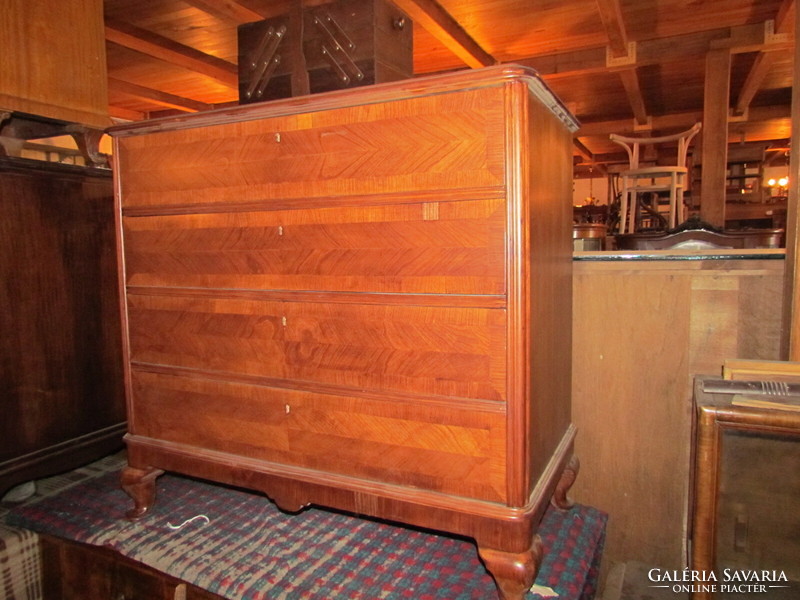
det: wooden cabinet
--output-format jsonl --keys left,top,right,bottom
{"left": 109, "top": 65, "right": 579, "bottom": 600}
{"left": 690, "top": 376, "right": 800, "bottom": 599}
{"left": 0, "top": 0, "right": 109, "bottom": 128}
{"left": 0, "top": 157, "right": 126, "bottom": 496}
{"left": 41, "top": 535, "right": 225, "bottom": 600}
{"left": 237, "top": 0, "right": 413, "bottom": 103}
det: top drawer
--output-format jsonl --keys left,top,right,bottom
{"left": 115, "top": 86, "right": 506, "bottom": 210}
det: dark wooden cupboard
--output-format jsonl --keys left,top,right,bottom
{"left": 0, "top": 157, "right": 126, "bottom": 496}
{"left": 41, "top": 535, "right": 225, "bottom": 600}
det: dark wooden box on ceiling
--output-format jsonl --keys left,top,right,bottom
{"left": 237, "top": 0, "right": 412, "bottom": 103}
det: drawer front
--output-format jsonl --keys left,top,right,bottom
{"left": 116, "top": 86, "right": 505, "bottom": 210}
{"left": 122, "top": 198, "right": 506, "bottom": 295}
{"left": 127, "top": 294, "right": 507, "bottom": 402}
{"left": 129, "top": 371, "right": 508, "bottom": 503}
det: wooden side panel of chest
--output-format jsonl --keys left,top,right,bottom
{"left": 111, "top": 66, "right": 578, "bottom": 600}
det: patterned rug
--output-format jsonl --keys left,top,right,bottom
{"left": 4, "top": 468, "right": 606, "bottom": 600}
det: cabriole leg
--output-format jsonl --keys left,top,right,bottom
{"left": 478, "top": 535, "right": 543, "bottom": 600}
{"left": 551, "top": 454, "right": 580, "bottom": 510}
{"left": 120, "top": 465, "right": 163, "bottom": 520}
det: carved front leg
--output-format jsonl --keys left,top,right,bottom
{"left": 551, "top": 454, "right": 580, "bottom": 510}
{"left": 478, "top": 535, "right": 543, "bottom": 600}
{"left": 120, "top": 466, "right": 163, "bottom": 520}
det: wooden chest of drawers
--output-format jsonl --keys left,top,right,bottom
{"left": 109, "top": 65, "right": 579, "bottom": 600}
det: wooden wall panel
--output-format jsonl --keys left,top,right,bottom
{"left": 571, "top": 255, "right": 784, "bottom": 572}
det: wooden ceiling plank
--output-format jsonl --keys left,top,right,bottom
{"left": 390, "top": 0, "right": 495, "bottom": 68}
{"left": 109, "top": 105, "right": 146, "bottom": 121}
{"left": 180, "top": 0, "right": 265, "bottom": 24}
{"left": 105, "top": 17, "right": 239, "bottom": 88}
{"left": 108, "top": 77, "right": 212, "bottom": 112}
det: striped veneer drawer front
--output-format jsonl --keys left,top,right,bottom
{"left": 129, "top": 370, "right": 508, "bottom": 503}
{"left": 126, "top": 293, "right": 507, "bottom": 402}
{"left": 122, "top": 198, "right": 506, "bottom": 296}
{"left": 115, "top": 87, "right": 506, "bottom": 211}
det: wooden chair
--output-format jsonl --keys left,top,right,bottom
{"left": 610, "top": 122, "right": 701, "bottom": 233}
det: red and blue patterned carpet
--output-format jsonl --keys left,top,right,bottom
{"left": 5, "top": 468, "right": 606, "bottom": 599}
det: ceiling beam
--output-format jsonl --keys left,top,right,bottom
{"left": 734, "top": 0, "right": 795, "bottom": 115}
{"left": 594, "top": 0, "right": 648, "bottom": 126}
{"left": 594, "top": 0, "right": 628, "bottom": 56}
{"left": 105, "top": 17, "right": 239, "bottom": 88}
{"left": 390, "top": 0, "right": 494, "bottom": 68}
{"left": 109, "top": 105, "right": 146, "bottom": 121}
{"left": 735, "top": 53, "right": 779, "bottom": 116}
{"left": 108, "top": 77, "right": 213, "bottom": 112}
{"left": 618, "top": 68, "right": 648, "bottom": 126}
{"left": 515, "top": 21, "right": 793, "bottom": 82}
{"left": 700, "top": 48, "right": 732, "bottom": 227}
{"left": 576, "top": 103, "right": 789, "bottom": 138}
{"left": 180, "top": 0, "right": 268, "bottom": 23}
{"left": 774, "top": 0, "right": 796, "bottom": 35}
{"left": 573, "top": 139, "right": 608, "bottom": 176}
{"left": 711, "top": 20, "right": 793, "bottom": 53}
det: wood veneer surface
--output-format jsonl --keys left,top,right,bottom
{"left": 571, "top": 256, "right": 784, "bottom": 570}
{"left": 110, "top": 65, "right": 577, "bottom": 599}
{"left": 0, "top": 158, "right": 125, "bottom": 494}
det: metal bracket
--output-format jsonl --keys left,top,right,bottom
{"left": 764, "top": 20, "right": 789, "bottom": 45}
{"left": 313, "top": 12, "right": 364, "bottom": 86}
{"left": 606, "top": 41, "right": 637, "bottom": 68}
{"left": 245, "top": 24, "right": 287, "bottom": 100}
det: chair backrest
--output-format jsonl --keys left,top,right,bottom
{"left": 609, "top": 122, "right": 702, "bottom": 170}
